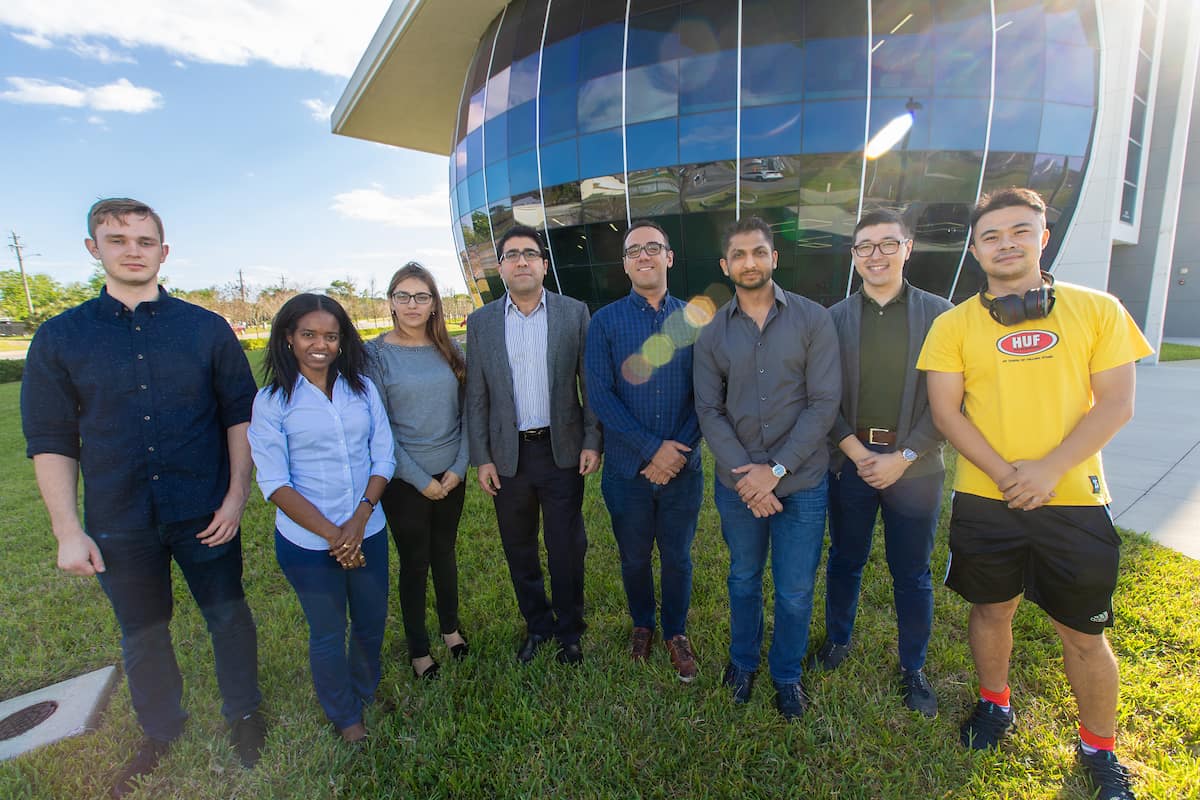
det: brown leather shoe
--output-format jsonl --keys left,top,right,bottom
{"left": 629, "top": 627, "right": 653, "bottom": 661}
{"left": 665, "top": 634, "right": 698, "bottom": 683}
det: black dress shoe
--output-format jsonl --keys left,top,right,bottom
{"left": 556, "top": 641, "right": 583, "bottom": 665}
{"left": 516, "top": 633, "right": 549, "bottom": 663}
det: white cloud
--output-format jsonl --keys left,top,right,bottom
{"left": 0, "top": 77, "right": 162, "bottom": 113}
{"left": 0, "top": 1, "right": 392, "bottom": 77}
{"left": 171, "top": 59, "right": 186, "bottom": 69}
{"left": 86, "top": 114, "right": 104, "bottom": 125}
{"left": 302, "top": 97, "right": 333, "bottom": 122}
{"left": 331, "top": 186, "right": 450, "bottom": 229}
{"left": 67, "top": 39, "right": 136, "bottom": 64}
{"left": 12, "top": 31, "right": 52, "bottom": 48}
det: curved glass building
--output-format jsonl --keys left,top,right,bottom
{"left": 443, "top": 0, "right": 1099, "bottom": 309}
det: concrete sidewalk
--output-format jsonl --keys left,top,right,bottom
{"left": 1104, "top": 360, "right": 1200, "bottom": 559}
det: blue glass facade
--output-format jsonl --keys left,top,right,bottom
{"left": 449, "top": 0, "right": 1099, "bottom": 309}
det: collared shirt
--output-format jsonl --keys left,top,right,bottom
{"left": 694, "top": 282, "right": 841, "bottom": 495}
{"left": 584, "top": 289, "right": 701, "bottom": 478}
{"left": 504, "top": 291, "right": 551, "bottom": 430}
{"left": 21, "top": 287, "right": 256, "bottom": 531}
{"left": 856, "top": 283, "right": 909, "bottom": 431}
{"left": 248, "top": 374, "right": 396, "bottom": 550}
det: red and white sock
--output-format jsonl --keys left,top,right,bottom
{"left": 980, "top": 684, "right": 1011, "bottom": 713}
{"left": 1079, "top": 724, "right": 1115, "bottom": 755}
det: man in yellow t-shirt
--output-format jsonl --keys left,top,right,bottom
{"left": 918, "top": 188, "right": 1150, "bottom": 800}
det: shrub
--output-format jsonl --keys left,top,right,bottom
{"left": 0, "top": 360, "right": 22, "bottom": 383}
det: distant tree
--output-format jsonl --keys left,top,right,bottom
{"left": 0, "top": 270, "right": 94, "bottom": 324}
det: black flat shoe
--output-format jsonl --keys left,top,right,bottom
{"left": 413, "top": 659, "right": 440, "bottom": 680}
{"left": 443, "top": 633, "right": 469, "bottom": 661}
{"left": 556, "top": 641, "right": 583, "bottom": 665}
{"left": 517, "top": 633, "right": 549, "bottom": 663}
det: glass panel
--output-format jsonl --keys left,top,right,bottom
{"left": 993, "top": 3, "right": 1044, "bottom": 100}
{"left": 628, "top": 168, "right": 682, "bottom": 217}
{"left": 1038, "top": 103, "right": 1094, "bottom": 157}
{"left": 679, "top": 110, "right": 736, "bottom": 164}
{"left": 803, "top": 100, "right": 866, "bottom": 152}
{"left": 679, "top": 161, "right": 737, "bottom": 213}
{"left": 586, "top": 220, "right": 627, "bottom": 262}
{"left": 741, "top": 104, "right": 803, "bottom": 158}
{"left": 869, "top": 96, "right": 930, "bottom": 151}
{"left": 466, "top": 88, "right": 486, "bottom": 134}
{"left": 577, "top": 72, "right": 623, "bottom": 133}
{"left": 742, "top": 0, "right": 804, "bottom": 43}
{"left": 932, "top": 8, "right": 991, "bottom": 95}
{"left": 1125, "top": 141, "right": 1142, "bottom": 186}
{"left": 456, "top": 179, "right": 470, "bottom": 216}
{"left": 1120, "top": 182, "right": 1137, "bottom": 224}
{"left": 539, "top": 86, "right": 578, "bottom": 143}
{"left": 625, "top": 61, "right": 679, "bottom": 124}
{"left": 1044, "top": 3, "right": 1090, "bottom": 46}
{"left": 508, "top": 55, "right": 540, "bottom": 109}
{"left": 544, "top": 181, "right": 584, "bottom": 228}
{"left": 979, "top": 152, "right": 1034, "bottom": 195}
{"left": 509, "top": 150, "right": 540, "bottom": 196}
{"left": 581, "top": 175, "right": 627, "bottom": 223}
{"left": 507, "top": 101, "right": 536, "bottom": 154}
{"left": 742, "top": 42, "right": 805, "bottom": 107}
{"left": 554, "top": 266, "right": 596, "bottom": 305}
{"left": 579, "top": 22, "right": 624, "bottom": 80}
{"left": 540, "top": 138, "right": 579, "bottom": 187}
{"left": 1140, "top": 7, "right": 1157, "bottom": 56}
{"left": 485, "top": 66, "right": 510, "bottom": 121}
{"left": 627, "top": 6, "right": 682, "bottom": 69}
{"left": 682, "top": 211, "right": 736, "bottom": 262}
{"left": 1134, "top": 53, "right": 1151, "bottom": 102}
{"left": 928, "top": 97, "right": 988, "bottom": 151}
{"left": 789, "top": 253, "right": 844, "bottom": 306}
{"left": 549, "top": 227, "right": 591, "bottom": 267}
{"left": 627, "top": 118, "right": 679, "bottom": 171}
{"left": 539, "top": 36, "right": 581, "bottom": 95}
{"left": 485, "top": 161, "right": 511, "bottom": 204}
{"left": 740, "top": 156, "right": 801, "bottom": 212}
{"left": 990, "top": 100, "right": 1042, "bottom": 153}
{"left": 1129, "top": 97, "right": 1147, "bottom": 144}
{"left": 489, "top": 198, "right": 515, "bottom": 242}
{"left": 579, "top": 128, "right": 623, "bottom": 178}
{"left": 511, "top": 190, "right": 545, "bottom": 229}
{"left": 489, "top": 0, "right": 523, "bottom": 76}
{"left": 544, "top": 0, "right": 583, "bottom": 47}
{"left": 467, "top": 170, "right": 486, "bottom": 211}
{"left": 468, "top": 15, "right": 503, "bottom": 95}
{"left": 484, "top": 114, "right": 508, "bottom": 164}
{"left": 513, "top": 0, "right": 549, "bottom": 61}
{"left": 679, "top": 51, "right": 737, "bottom": 114}
{"left": 465, "top": 126, "right": 483, "bottom": 166}
{"left": 805, "top": 38, "right": 868, "bottom": 99}
{"left": 1044, "top": 45, "right": 1095, "bottom": 106}
{"left": 680, "top": 0, "right": 738, "bottom": 53}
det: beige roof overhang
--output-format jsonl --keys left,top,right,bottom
{"left": 333, "top": 0, "right": 508, "bottom": 156}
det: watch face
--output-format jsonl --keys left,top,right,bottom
{"left": 902, "top": 449, "right": 918, "bottom": 463}
{"left": 772, "top": 464, "right": 786, "bottom": 478}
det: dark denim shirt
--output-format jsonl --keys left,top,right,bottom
{"left": 584, "top": 290, "right": 701, "bottom": 479}
{"left": 21, "top": 287, "right": 256, "bottom": 531}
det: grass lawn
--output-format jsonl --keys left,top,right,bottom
{"left": 1160, "top": 342, "right": 1200, "bottom": 362}
{"left": 0, "top": 368, "right": 1198, "bottom": 799}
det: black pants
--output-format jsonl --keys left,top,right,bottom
{"left": 380, "top": 475, "right": 466, "bottom": 659}
{"left": 494, "top": 438, "right": 588, "bottom": 645}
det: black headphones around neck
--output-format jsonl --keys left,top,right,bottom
{"left": 979, "top": 271, "right": 1056, "bottom": 326}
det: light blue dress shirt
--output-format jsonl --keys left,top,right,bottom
{"left": 249, "top": 374, "right": 396, "bottom": 550}
{"left": 504, "top": 291, "right": 551, "bottom": 431}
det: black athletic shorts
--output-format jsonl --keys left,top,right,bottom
{"left": 945, "top": 492, "right": 1121, "bottom": 635}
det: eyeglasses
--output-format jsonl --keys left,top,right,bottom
{"left": 391, "top": 291, "right": 433, "bottom": 305}
{"left": 852, "top": 239, "right": 909, "bottom": 258}
{"left": 623, "top": 242, "right": 668, "bottom": 259}
{"left": 500, "top": 248, "right": 544, "bottom": 264}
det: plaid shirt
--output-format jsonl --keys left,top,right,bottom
{"left": 584, "top": 290, "right": 701, "bottom": 479}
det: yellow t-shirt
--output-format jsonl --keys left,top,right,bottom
{"left": 916, "top": 282, "right": 1153, "bottom": 505}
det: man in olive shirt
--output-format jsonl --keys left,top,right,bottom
{"left": 809, "top": 209, "right": 952, "bottom": 718}
{"left": 694, "top": 216, "right": 840, "bottom": 721}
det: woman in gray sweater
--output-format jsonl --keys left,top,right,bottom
{"left": 366, "top": 262, "right": 469, "bottom": 680}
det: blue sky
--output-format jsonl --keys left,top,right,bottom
{"left": 0, "top": 1, "right": 468, "bottom": 297}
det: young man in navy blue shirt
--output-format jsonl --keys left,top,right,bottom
{"left": 21, "top": 198, "right": 265, "bottom": 796}
{"left": 584, "top": 220, "right": 704, "bottom": 682}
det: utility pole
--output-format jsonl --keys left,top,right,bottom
{"left": 8, "top": 231, "right": 35, "bottom": 318}
{"left": 238, "top": 269, "right": 246, "bottom": 303}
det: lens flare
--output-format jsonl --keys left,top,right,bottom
{"left": 684, "top": 295, "right": 717, "bottom": 328}
{"left": 621, "top": 353, "right": 654, "bottom": 385}
{"left": 643, "top": 333, "right": 676, "bottom": 367}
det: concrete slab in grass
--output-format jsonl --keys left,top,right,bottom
{"left": 0, "top": 666, "right": 119, "bottom": 761}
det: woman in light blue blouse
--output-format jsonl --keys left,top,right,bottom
{"left": 366, "top": 263, "right": 469, "bottom": 680}
{"left": 248, "top": 293, "right": 395, "bottom": 745}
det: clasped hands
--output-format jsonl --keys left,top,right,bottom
{"left": 639, "top": 440, "right": 691, "bottom": 485}
{"left": 327, "top": 514, "right": 367, "bottom": 570}
{"left": 996, "top": 458, "right": 1060, "bottom": 511}
{"left": 732, "top": 463, "right": 783, "bottom": 518}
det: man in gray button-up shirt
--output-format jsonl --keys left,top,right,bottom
{"left": 694, "top": 216, "right": 840, "bottom": 722}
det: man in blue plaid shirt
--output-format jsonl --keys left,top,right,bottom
{"left": 584, "top": 220, "right": 704, "bottom": 683}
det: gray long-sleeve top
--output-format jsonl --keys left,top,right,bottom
{"left": 694, "top": 283, "right": 841, "bottom": 496}
{"left": 365, "top": 336, "right": 469, "bottom": 490}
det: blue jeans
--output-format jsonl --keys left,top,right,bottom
{"left": 275, "top": 530, "right": 389, "bottom": 730}
{"left": 93, "top": 515, "right": 260, "bottom": 742}
{"left": 714, "top": 476, "right": 828, "bottom": 685}
{"left": 825, "top": 461, "right": 943, "bottom": 671}
{"left": 601, "top": 468, "right": 704, "bottom": 639}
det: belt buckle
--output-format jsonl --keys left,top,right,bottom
{"left": 868, "top": 427, "right": 889, "bottom": 445}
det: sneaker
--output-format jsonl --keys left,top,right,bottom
{"left": 807, "top": 639, "right": 852, "bottom": 671}
{"left": 900, "top": 668, "right": 938, "bottom": 718}
{"left": 959, "top": 699, "right": 1014, "bottom": 750}
{"left": 1077, "top": 745, "right": 1136, "bottom": 800}
{"left": 721, "top": 662, "right": 756, "bottom": 704}
{"left": 665, "top": 635, "right": 698, "bottom": 683}
{"left": 230, "top": 709, "right": 267, "bottom": 768}
{"left": 774, "top": 682, "right": 810, "bottom": 721}
{"left": 111, "top": 737, "right": 171, "bottom": 798}
{"left": 629, "top": 627, "right": 653, "bottom": 661}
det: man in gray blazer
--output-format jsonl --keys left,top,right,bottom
{"left": 809, "top": 208, "right": 952, "bottom": 718}
{"left": 466, "top": 225, "right": 602, "bottom": 665}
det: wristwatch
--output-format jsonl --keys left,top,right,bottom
{"left": 769, "top": 461, "right": 788, "bottom": 479}
{"left": 359, "top": 495, "right": 377, "bottom": 510}
{"left": 901, "top": 448, "right": 919, "bottom": 463}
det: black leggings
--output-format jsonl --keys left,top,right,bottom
{"left": 380, "top": 475, "right": 466, "bottom": 659}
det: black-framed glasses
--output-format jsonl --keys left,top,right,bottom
{"left": 500, "top": 248, "right": 544, "bottom": 264}
{"left": 852, "top": 239, "right": 908, "bottom": 258}
{"left": 623, "top": 242, "right": 668, "bottom": 259}
{"left": 391, "top": 291, "right": 433, "bottom": 305}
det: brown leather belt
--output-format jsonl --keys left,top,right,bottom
{"left": 855, "top": 427, "right": 896, "bottom": 446}
{"left": 519, "top": 427, "right": 550, "bottom": 442}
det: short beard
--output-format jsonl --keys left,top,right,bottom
{"left": 731, "top": 271, "right": 771, "bottom": 291}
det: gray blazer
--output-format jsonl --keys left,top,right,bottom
{"left": 466, "top": 289, "right": 602, "bottom": 477}
{"left": 828, "top": 282, "right": 953, "bottom": 478}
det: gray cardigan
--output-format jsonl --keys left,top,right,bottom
{"left": 465, "top": 289, "right": 602, "bottom": 477}
{"left": 827, "top": 282, "right": 953, "bottom": 478}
